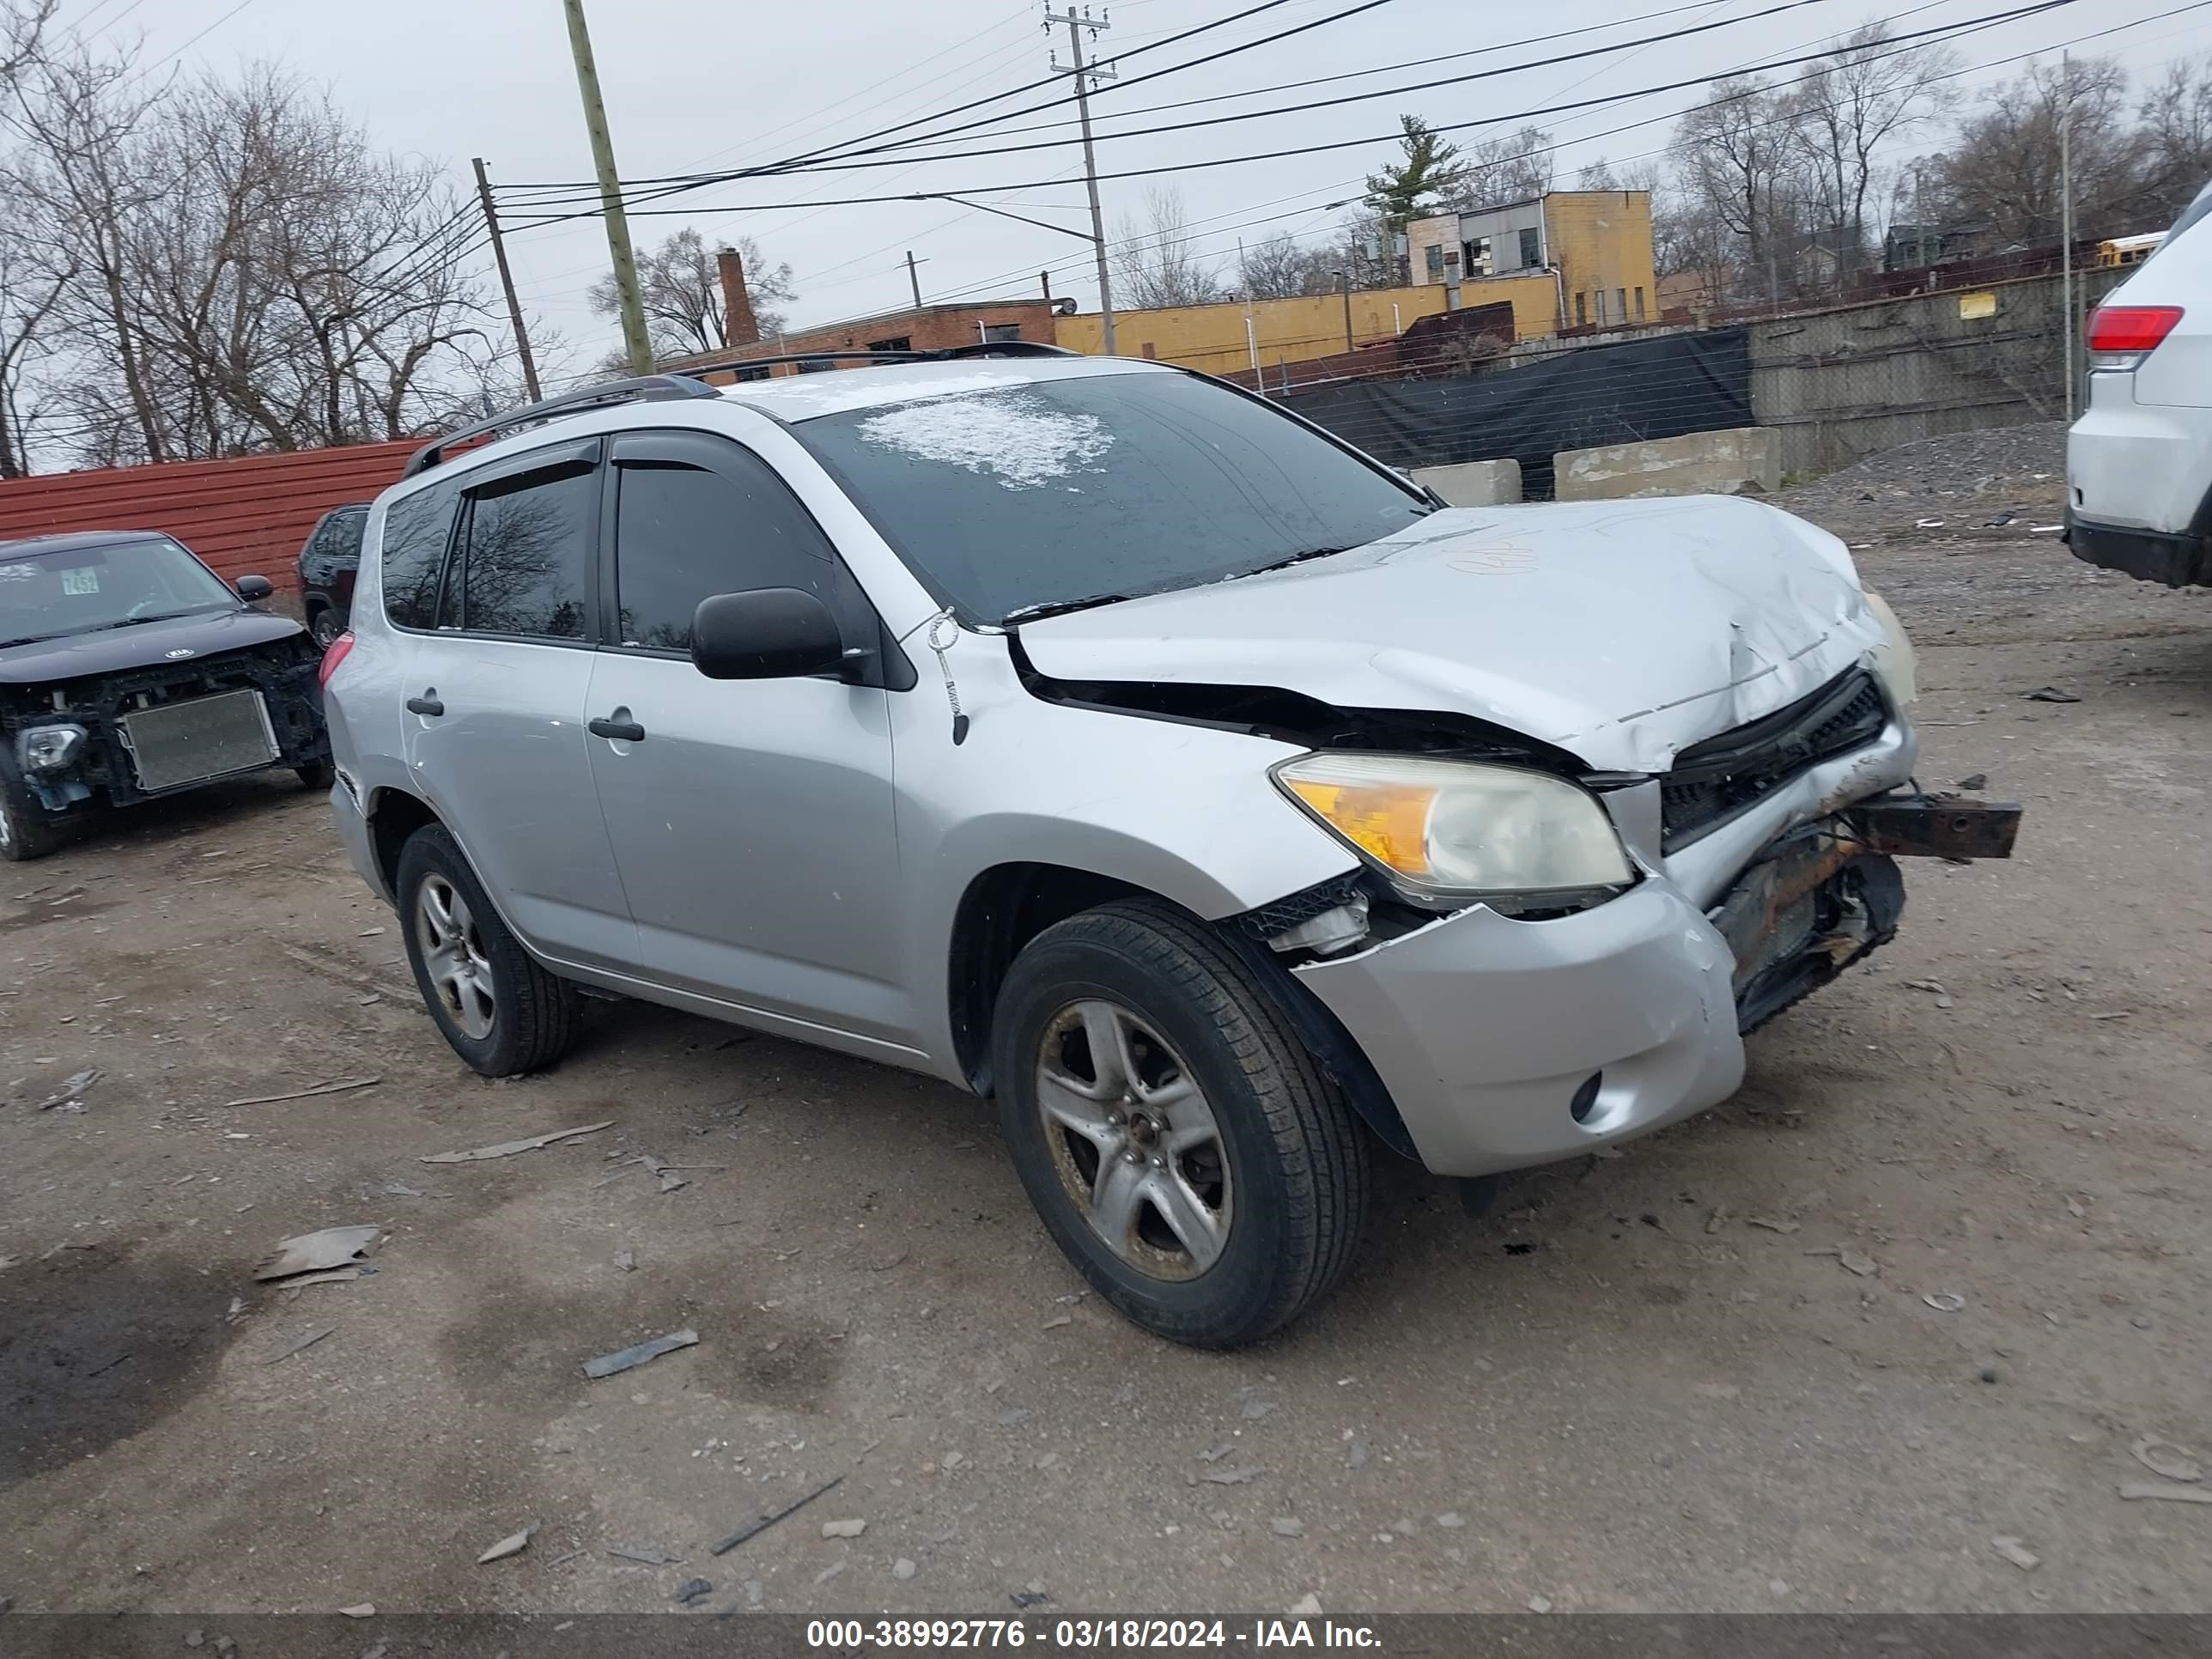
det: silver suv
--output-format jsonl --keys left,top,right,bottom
{"left": 322, "top": 345, "right": 2016, "bottom": 1346}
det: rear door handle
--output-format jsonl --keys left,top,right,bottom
{"left": 405, "top": 693, "right": 444, "bottom": 717}
{"left": 588, "top": 715, "right": 646, "bottom": 743}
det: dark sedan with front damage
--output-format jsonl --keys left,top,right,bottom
{"left": 0, "top": 529, "right": 331, "bottom": 860}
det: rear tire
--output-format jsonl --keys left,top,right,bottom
{"left": 991, "top": 897, "right": 1369, "bottom": 1347}
{"left": 307, "top": 606, "right": 346, "bottom": 649}
{"left": 396, "top": 823, "right": 580, "bottom": 1076}
{"left": 0, "top": 752, "right": 69, "bottom": 862}
{"left": 295, "top": 758, "right": 336, "bottom": 791}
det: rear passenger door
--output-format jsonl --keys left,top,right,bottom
{"left": 582, "top": 429, "right": 909, "bottom": 1048}
{"left": 399, "top": 438, "right": 639, "bottom": 972}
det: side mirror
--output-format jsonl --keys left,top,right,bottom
{"left": 235, "top": 574, "right": 274, "bottom": 601}
{"left": 691, "top": 587, "right": 846, "bottom": 681}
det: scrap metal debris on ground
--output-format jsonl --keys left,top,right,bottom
{"left": 476, "top": 1526, "right": 535, "bottom": 1565}
{"left": 34, "top": 1070, "right": 100, "bottom": 1111}
{"left": 254, "top": 1225, "right": 380, "bottom": 1282}
{"left": 581, "top": 1329, "right": 698, "bottom": 1379}
{"left": 710, "top": 1474, "right": 845, "bottom": 1556}
{"left": 421, "top": 1121, "right": 615, "bottom": 1164}
{"left": 222, "top": 1077, "right": 381, "bottom": 1109}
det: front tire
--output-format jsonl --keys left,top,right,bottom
{"left": 307, "top": 605, "right": 346, "bottom": 650}
{"left": 991, "top": 898, "right": 1369, "bottom": 1347}
{"left": 396, "top": 823, "right": 580, "bottom": 1076}
{"left": 295, "top": 758, "right": 336, "bottom": 791}
{"left": 0, "top": 753, "right": 70, "bottom": 862}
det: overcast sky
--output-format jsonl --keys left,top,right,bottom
{"left": 73, "top": 0, "right": 2212, "bottom": 380}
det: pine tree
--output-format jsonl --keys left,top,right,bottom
{"left": 1363, "top": 114, "right": 1469, "bottom": 228}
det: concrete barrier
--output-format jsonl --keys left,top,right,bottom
{"left": 1553, "top": 428, "right": 1780, "bottom": 502}
{"left": 1409, "top": 459, "right": 1522, "bottom": 506}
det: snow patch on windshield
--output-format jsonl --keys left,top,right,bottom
{"left": 855, "top": 392, "right": 1112, "bottom": 489}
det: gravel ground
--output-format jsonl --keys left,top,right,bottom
{"left": 3, "top": 428, "right": 2208, "bottom": 1620}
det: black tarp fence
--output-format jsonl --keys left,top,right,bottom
{"left": 1281, "top": 326, "right": 1753, "bottom": 499}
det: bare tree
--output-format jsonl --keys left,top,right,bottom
{"left": 1785, "top": 23, "right": 1960, "bottom": 287}
{"left": 1237, "top": 231, "right": 1338, "bottom": 300}
{"left": 0, "top": 0, "right": 56, "bottom": 87}
{"left": 1932, "top": 57, "right": 2145, "bottom": 245}
{"left": 1111, "top": 186, "right": 1225, "bottom": 309}
{"left": 1443, "top": 125, "right": 1555, "bottom": 212}
{"left": 589, "top": 228, "right": 793, "bottom": 363}
{"left": 1673, "top": 76, "right": 1802, "bottom": 301}
{"left": 0, "top": 220, "right": 65, "bottom": 477}
{"left": 2136, "top": 53, "right": 2212, "bottom": 224}
{"left": 5, "top": 46, "right": 500, "bottom": 466}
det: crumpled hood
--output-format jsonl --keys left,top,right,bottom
{"left": 0, "top": 607, "right": 304, "bottom": 687}
{"left": 1014, "top": 496, "right": 1888, "bottom": 772}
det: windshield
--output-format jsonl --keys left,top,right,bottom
{"left": 0, "top": 537, "right": 239, "bottom": 647}
{"left": 792, "top": 370, "right": 1432, "bottom": 623}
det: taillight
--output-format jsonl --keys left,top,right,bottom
{"left": 317, "top": 630, "right": 355, "bottom": 691}
{"left": 2086, "top": 304, "right": 2184, "bottom": 369}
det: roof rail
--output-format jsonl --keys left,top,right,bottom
{"left": 400, "top": 343, "right": 1082, "bottom": 478}
{"left": 668, "top": 339, "right": 1079, "bottom": 382}
{"left": 402, "top": 374, "right": 723, "bottom": 479}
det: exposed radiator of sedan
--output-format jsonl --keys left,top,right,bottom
{"left": 118, "top": 689, "right": 282, "bottom": 793}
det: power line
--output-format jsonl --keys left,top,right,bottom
{"left": 493, "top": 0, "right": 1835, "bottom": 232}
{"left": 669, "top": 0, "right": 1859, "bottom": 183}
{"left": 665, "top": 3, "right": 1040, "bottom": 179}
{"left": 500, "top": 0, "right": 2078, "bottom": 227}
{"left": 499, "top": 0, "right": 1388, "bottom": 198}
{"left": 768, "top": 0, "right": 1756, "bottom": 152}
{"left": 750, "top": 0, "right": 2176, "bottom": 331}
{"left": 126, "top": 0, "right": 258, "bottom": 81}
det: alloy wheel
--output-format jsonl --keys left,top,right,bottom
{"left": 415, "top": 873, "right": 495, "bottom": 1040}
{"left": 1034, "top": 999, "right": 1231, "bottom": 1280}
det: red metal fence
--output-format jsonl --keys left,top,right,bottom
{"left": 0, "top": 441, "right": 415, "bottom": 595}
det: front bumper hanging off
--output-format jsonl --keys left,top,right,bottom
{"left": 1291, "top": 788, "right": 2021, "bottom": 1179}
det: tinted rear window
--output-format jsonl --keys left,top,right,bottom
{"left": 792, "top": 372, "right": 1429, "bottom": 623}
{"left": 457, "top": 462, "right": 595, "bottom": 640}
{"left": 380, "top": 483, "right": 459, "bottom": 628}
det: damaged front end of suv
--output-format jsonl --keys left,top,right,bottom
{"left": 1009, "top": 495, "right": 2021, "bottom": 1182}
{"left": 0, "top": 532, "right": 331, "bottom": 861}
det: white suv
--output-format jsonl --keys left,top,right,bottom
{"left": 2068, "top": 179, "right": 2212, "bottom": 586}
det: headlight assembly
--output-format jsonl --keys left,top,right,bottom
{"left": 1863, "top": 588, "right": 1917, "bottom": 708}
{"left": 18, "top": 723, "right": 87, "bottom": 773}
{"left": 1273, "top": 753, "right": 1633, "bottom": 908}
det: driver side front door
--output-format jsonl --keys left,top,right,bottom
{"left": 580, "top": 428, "right": 915, "bottom": 1054}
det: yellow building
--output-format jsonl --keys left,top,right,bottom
{"left": 1405, "top": 191, "right": 1659, "bottom": 337}
{"left": 1054, "top": 285, "right": 1451, "bottom": 377}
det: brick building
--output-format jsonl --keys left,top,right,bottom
{"left": 657, "top": 246, "right": 1064, "bottom": 380}
{"left": 664, "top": 297, "right": 1060, "bottom": 380}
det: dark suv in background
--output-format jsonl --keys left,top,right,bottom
{"left": 296, "top": 503, "right": 368, "bottom": 647}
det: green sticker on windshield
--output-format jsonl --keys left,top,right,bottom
{"left": 61, "top": 567, "right": 100, "bottom": 595}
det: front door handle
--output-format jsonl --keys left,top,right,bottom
{"left": 405, "top": 692, "right": 444, "bottom": 717}
{"left": 588, "top": 714, "right": 646, "bottom": 743}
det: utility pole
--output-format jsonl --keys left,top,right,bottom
{"left": 2061, "top": 50, "right": 2077, "bottom": 422}
{"left": 906, "top": 251, "right": 925, "bottom": 310}
{"left": 471, "top": 157, "right": 543, "bottom": 404}
{"left": 1047, "top": 6, "right": 1116, "bottom": 355}
{"left": 1338, "top": 269, "right": 1354, "bottom": 352}
{"left": 561, "top": 0, "right": 653, "bottom": 376}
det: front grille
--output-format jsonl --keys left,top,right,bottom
{"left": 1661, "top": 669, "right": 1888, "bottom": 851}
{"left": 118, "top": 689, "right": 280, "bottom": 792}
